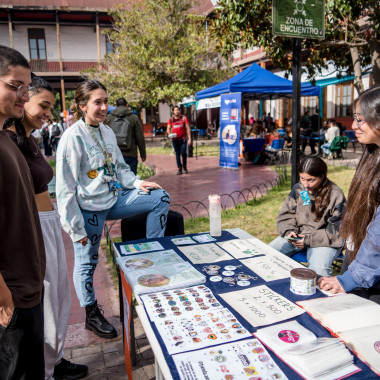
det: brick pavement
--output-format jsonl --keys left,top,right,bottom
{"left": 62, "top": 145, "right": 363, "bottom": 379}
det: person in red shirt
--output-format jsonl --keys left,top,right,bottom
{"left": 167, "top": 105, "right": 191, "bottom": 174}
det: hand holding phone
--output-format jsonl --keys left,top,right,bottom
{"left": 286, "top": 236, "right": 302, "bottom": 241}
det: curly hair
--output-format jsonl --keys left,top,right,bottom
{"left": 341, "top": 86, "right": 380, "bottom": 259}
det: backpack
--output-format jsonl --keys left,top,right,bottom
{"left": 41, "top": 126, "right": 49, "bottom": 138}
{"left": 52, "top": 123, "right": 61, "bottom": 137}
{"left": 110, "top": 115, "right": 132, "bottom": 150}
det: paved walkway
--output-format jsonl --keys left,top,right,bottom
{"left": 61, "top": 153, "right": 279, "bottom": 379}
{"left": 61, "top": 144, "right": 364, "bottom": 379}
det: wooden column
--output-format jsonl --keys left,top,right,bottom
{"left": 56, "top": 12, "right": 66, "bottom": 111}
{"left": 96, "top": 13, "right": 101, "bottom": 63}
{"left": 8, "top": 11, "right": 14, "bottom": 48}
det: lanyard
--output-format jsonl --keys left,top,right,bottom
{"left": 84, "top": 120, "right": 116, "bottom": 180}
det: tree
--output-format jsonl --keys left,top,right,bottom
{"left": 210, "top": 0, "right": 380, "bottom": 93}
{"left": 85, "top": 0, "right": 232, "bottom": 108}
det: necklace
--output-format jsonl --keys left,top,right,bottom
{"left": 83, "top": 120, "right": 119, "bottom": 197}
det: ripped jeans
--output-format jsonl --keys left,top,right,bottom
{"left": 73, "top": 188, "right": 170, "bottom": 307}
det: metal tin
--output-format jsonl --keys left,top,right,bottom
{"left": 209, "top": 275, "right": 222, "bottom": 282}
{"left": 237, "top": 280, "right": 251, "bottom": 287}
{"left": 290, "top": 268, "right": 317, "bottom": 295}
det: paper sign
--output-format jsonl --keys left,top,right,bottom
{"left": 241, "top": 253, "right": 304, "bottom": 282}
{"left": 217, "top": 238, "right": 281, "bottom": 259}
{"left": 192, "top": 234, "right": 216, "bottom": 243}
{"left": 120, "top": 241, "right": 164, "bottom": 256}
{"left": 173, "top": 338, "right": 288, "bottom": 380}
{"left": 172, "top": 237, "right": 197, "bottom": 245}
{"left": 220, "top": 285, "right": 304, "bottom": 327}
{"left": 179, "top": 243, "right": 233, "bottom": 264}
{"left": 153, "top": 307, "right": 251, "bottom": 355}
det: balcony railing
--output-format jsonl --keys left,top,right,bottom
{"left": 29, "top": 59, "right": 99, "bottom": 73}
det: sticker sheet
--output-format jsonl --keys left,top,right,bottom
{"left": 220, "top": 285, "right": 304, "bottom": 328}
{"left": 119, "top": 241, "right": 164, "bottom": 256}
{"left": 119, "top": 261, "right": 206, "bottom": 295}
{"left": 240, "top": 253, "right": 304, "bottom": 282}
{"left": 141, "top": 285, "right": 224, "bottom": 322}
{"left": 178, "top": 243, "right": 233, "bottom": 264}
{"left": 118, "top": 250, "right": 183, "bottom": 272}
{"left": 172, "top": 237, "right": 197, "bottom": 245}
{"left": 153, "top": 307, "right": 251, "bottom": 355}
{"left": 217, "top": 238, "right": 280, "bottom": 259}
{"left": 173, "top": 338, "right": 288, "bottom": 380}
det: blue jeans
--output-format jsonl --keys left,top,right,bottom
{"left": 0, "top": 302, "right": 45, "bottom": 380}
{"left": 172, "top": 139, "right": 187, "bottom": 170}
{"left": 321, "top": 143, "right": 331, "bottom": 155}
{"left": 73, "top": 188, "right": 170, "bottom": 307}
{"left": 123, "top": 156, "right": 138, "bottom": 175}
{"left": 268, "top": 236, "right": 340, "bottom": 276}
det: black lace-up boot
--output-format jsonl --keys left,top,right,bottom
{"left": 85, "top": 300, "right": 117, "bottom": 339}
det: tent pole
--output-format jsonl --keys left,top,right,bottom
{"left": 291, "top": 38, "right": 301, "bottom": 187}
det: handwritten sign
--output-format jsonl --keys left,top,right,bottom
{"left": 220, "top": 285, "right": 304, "bottom": 327}
{"left": 217, "top": 238, "right": 281, "bottom": 259}
{"left": 179, "top": 243, "right": 233, "bottom": 264}
{"left": 240, "top": 253, "right": 304, "bottom": 282}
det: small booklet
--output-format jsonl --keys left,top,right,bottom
{"left": 254, "top": 321, "right": 360, "bottom": 380}
{"left": 297, "top": 294, "right": 380, "bottom": 375}
{"left": 117, "top": 250, "right": 206, "bottom": 294}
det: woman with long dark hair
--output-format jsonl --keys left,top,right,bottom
{"left": 4, "top": 75, "right": 87, "bottom": 380}
{"left": 319, "top": 86, "right": 380, "bottom": 303}
{"left": 56, "top": 80, "right": 170, "bottom": 339}
{"left": 269, "top": 156, "right": 346, "bottom": 276}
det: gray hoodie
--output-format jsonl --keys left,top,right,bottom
{"left": 277, "top": 182, "right": 346, "bottom": 248}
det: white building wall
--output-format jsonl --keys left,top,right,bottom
{"left": 60, "top": 26, "right": 99, "bottom": 60}
{"left": 4, "top": 24, "right": 108, "bottom": 62}
{"left": 158, "top": 102, "right": 170, "bottom": 123}
{"left": 0, "top": 25, "right": 10, "bottom": 46}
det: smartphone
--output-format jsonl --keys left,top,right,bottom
{"left": 286, "top": 236, "right": 302, "bottom": 241}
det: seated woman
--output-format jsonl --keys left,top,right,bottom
{"left": 319, "top": 86, "right": 380, "bottom": 303}
{"left": 265, "top": 122, "right": 280, "bottom": 148}
{"left": 56, "top": 80, "right": 170, "bottom": 338}
{"left": 269, "top": 156, "right": 346, "bottom": 276}
{"left": 283, "top": 125, "right": 292, "bottom": 149}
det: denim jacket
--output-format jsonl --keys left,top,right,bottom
{"left": 338, "top": 206, "right": 380, "bottom": 291}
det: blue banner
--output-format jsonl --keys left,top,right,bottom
{"left": 219, "top": 93, "right": 241, "bottom": 169}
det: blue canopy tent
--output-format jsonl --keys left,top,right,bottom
{"left": 196, "top": 63, "right": 319, "bottom": 100}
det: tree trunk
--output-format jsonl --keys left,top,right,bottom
{"left": 368, "top": 2, "right": 380, "bottom": 86}
{"left": 369, "top": 39, "right": 380, "bottom": 86}
{"left": 350, "top": 46, "right": 364, "bottom": 94}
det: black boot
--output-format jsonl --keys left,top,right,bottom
{"left": 85, "top": 300, "right": 117, "bottom": 339}
{"left": 54, "top": 358, "right": 88, "bottom": 380}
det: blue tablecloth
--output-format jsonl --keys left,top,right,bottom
{"left": 115, "top": 231, "right": 376, "bottom": 380}
{"left": 243, "top": 138, "right": 266, "bottom": 153}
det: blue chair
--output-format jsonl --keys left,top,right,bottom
{"left": 344, "top": 130, "right": 358, "bottom": 153}
{"left": 265, "top": 139, "right": 286, "bottom": 164}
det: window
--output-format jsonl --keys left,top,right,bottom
{"left": 106, "top": 39, "right": 114, "bottom": 55}
{"left": 336, "top": 82, "right": 353, "bottom": 117}
{"left": 302, "top": 96, "right": 318, "bottom": 115}
{"left": 28, "top": 29, "right": 46, "bottom": 60}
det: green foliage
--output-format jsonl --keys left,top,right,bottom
{"left": 211, "top": 0, "right": 379, "bottom": 85}
{"left": 85, "top": 0, "right": 233, "bottom": 108}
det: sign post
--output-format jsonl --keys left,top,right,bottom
{"left": 273, "top": 0, "right": 325, "bottom": 186}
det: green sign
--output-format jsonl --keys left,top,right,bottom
{"left": 273, "top": 0, "right": 325, "bottom": 39}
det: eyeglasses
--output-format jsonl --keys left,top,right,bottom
{"left": 353, "top": 114, "right": 366, "bottom": 127}
{"left": 0, "top": 78, "right": 31, "bottom": 98}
